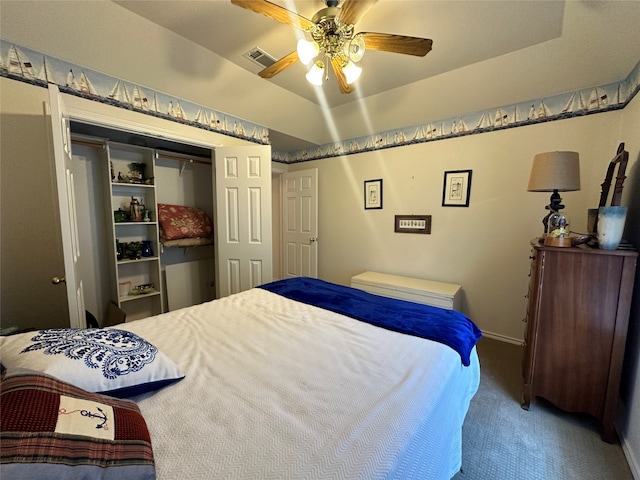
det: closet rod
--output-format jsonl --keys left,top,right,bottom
{"left": 69, "top": 139, "right": 211, "bottom": 167}
{"left": 71, "top": 138, "right": 105, "bottom": 149}
{"left": 156, "top": 152, "right": 211, "bottom": 166}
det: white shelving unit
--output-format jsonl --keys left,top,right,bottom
{"left": 106, "top": 142, "right": 163, "bottom": 320}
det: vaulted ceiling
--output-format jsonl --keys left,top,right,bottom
{"left": 116, "top": 0, "right": 568, "bottom": 109}
{"left": 112, "top": 0, "right": 640, "bottom": 151}
{"left": 2, "top": 1, "right": 640, "bottom": 152}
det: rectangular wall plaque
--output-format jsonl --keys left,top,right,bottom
{"left": 394, "top": 215, "right": 432, "bottom": 234}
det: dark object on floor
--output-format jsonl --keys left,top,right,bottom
{"left": 85, "top": 310, "right": 99, "bottom": 328}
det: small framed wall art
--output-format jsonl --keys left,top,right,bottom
{"left": 364, "top": 179, "right": 383, "bottom": 209}
{"left": 394, "top": 215, "right": 432, "bottom": 234}
{"left": 442, "top": 170, "right": 473, "bottom": 207}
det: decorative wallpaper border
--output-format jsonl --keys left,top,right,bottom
{"left": 0, "top": 40, "right": 269, "bottom": 147}
{"left": 2, "top": 39, "right": 638, "bottom": 165}
{"left": 278, "top": 59, "right": 640, "bottom": 164}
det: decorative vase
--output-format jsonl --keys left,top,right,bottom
{"left": 118, "top": 281, "right": 131, "bottom": 297}
{"left": 141, "top": 240, "right": 153, "bottom": 257}
{"left": 597, "top": 206, "right": 627, "bottom": 250}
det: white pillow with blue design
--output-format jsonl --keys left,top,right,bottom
{"left": 0, "top": 328, "right": 184, "bottom": 398}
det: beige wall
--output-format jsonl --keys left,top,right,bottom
{"left": 617, "top": 93, "right": 640, "bottom": 476}
{"left": 288, "top": 107, "right": 634, "bottom": 342}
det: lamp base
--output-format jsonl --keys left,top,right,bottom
{"left": 544, "top": 235, "right": 572, "bottom": 247}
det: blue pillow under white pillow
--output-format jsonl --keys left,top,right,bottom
{"left": 0, "top": 327, "right": 184, "bottom": 398}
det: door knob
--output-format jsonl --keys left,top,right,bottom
{"left": 309, "top": 237, "right": 318, "bottom": 243}
{"left": 51, "top": 276, "right": 66, "bottom": 285}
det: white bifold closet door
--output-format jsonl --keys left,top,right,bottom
{"left": 214, "top": 145, "right": 273, "bottom": 297}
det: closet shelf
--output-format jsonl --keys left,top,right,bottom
{"left": 111, "top": 181, "right": 155, "bottom": 188}
{"left": 160, "top": 238, "right": 213, "bottom": 255}
{"left": 119, "top": 290, "right": 161, "bottom": 303}
{"left": 117, "top": 256, "right": 159, "bottom": 265}
{"left": 115, "top": 221, "right": 158, "bottom": 226}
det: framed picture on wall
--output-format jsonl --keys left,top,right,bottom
{"left": 442, "top": 170, "right": 472, "bottom": 207}
{"left": 364, "top": 179, "right": 383, "bottom": 209}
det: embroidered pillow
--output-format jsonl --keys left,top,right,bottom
{"left": 157, "top": 203, "right": 213, "bottom": 241}
{"left": 0, "top": 328, "right": 184, "bottom": 398}
{"left": 0, "top": 371, "right": 155, "bottom": 480}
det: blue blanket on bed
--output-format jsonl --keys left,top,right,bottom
{"left": 259, "top": 277, "right": 482, "bottom": 366}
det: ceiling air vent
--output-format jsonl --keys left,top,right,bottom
{"left": 243, "top": 47, "right": 277, "bottom": 69}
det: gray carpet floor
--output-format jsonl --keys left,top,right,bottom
{"left": 453, "top": 338, "right": 633, "bottom": 480}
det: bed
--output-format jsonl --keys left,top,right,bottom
{"left": 1, "top": 277, "right": 481, "bottom": 480}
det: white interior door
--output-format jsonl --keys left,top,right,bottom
{"left": 214, "top": 145, "right": 273, "bottom": 297}
{"left": 48, "top": 84, "right": 85, "bottom": 328}
{"left": 282, "top": 168, "right": 318, "bottom": 278}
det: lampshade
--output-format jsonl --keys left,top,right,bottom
{"left": 297, "top": 38, "right": 319, "bottom": 65}
{"left": 343, "top": 61, "right": 362, "bottom": 84}
{"left": 527, "top": 151, "right": 581, "bottom": 192}
{"left": 306, "top": 61, "right": 325, "bottom": 86}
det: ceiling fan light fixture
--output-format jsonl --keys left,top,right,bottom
{"left": 297, "top": 38, "right": 319, "bottom": 65}
{"left": 344, "top": 35, "right": 366, "bottom": 62}
{"left": 306, "top": 61, "right": 325, "bottom": 86}
{"left": 230, "top": 0, "right": 433, "bottom": 94}
{"left": 343, "top": 61, "right": 362, "bottom": 84}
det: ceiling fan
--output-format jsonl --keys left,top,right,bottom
{"left": 231, "top": 0, "right": 433, "bottom": 94}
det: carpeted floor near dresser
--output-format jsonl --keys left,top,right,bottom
{"left": 453, "top": 338, "right": 633, "bottom": 480}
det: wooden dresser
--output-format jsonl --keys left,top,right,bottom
{"left": 521, "top": 241, "right": 637, "bottom": 442}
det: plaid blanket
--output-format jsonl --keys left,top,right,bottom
{"left": 1, "top": 371, "right": 155, "bottom": 480}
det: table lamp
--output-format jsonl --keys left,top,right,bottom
{"left": 527, "top": 151, "right": 580, "bottom": 245}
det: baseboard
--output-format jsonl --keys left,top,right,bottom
{"left": 617, "top": 408, "right": 640, "bottom": 480}
{"left": 480, "top": 330, "right": 523, "bottom": 346}
{"left": 619, "top": 431, "right": 640, "bottom": 480}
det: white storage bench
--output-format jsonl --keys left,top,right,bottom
{"left": 350, "top": 271, "right": 462, "bottom": 311}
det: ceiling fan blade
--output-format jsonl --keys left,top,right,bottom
{"left": 330, "top": 57, "right": 354, "bottom": 94}
{"left": 337, "top": 0, "right": 377, "bottom": 26}
{"left": 231, "top": 0, "right": 315, "bottom": 31}
{"left": 360, "top": 32, "right": 433, "bottom": 57}
{"left": 259, "top": 51, "right": 300, "bottom": 79}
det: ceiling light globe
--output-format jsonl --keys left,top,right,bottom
{"left": 306, "top": 61, "right": 325, "bottom": 86}
{"left": 297, "top": 39, "right": 319, "bottom": 65}
{"left": 344, "top": 35, "right": 366, "bottom": 62}
{"left": 343, "top": 61, "right": 362, "bottom": 84}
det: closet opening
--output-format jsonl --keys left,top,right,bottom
{"left": 68, "top": 121, "right": 216, "bottom": 326}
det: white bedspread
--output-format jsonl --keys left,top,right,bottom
{"left": 123, "top": 287, "right": 480, "bottom": 480}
